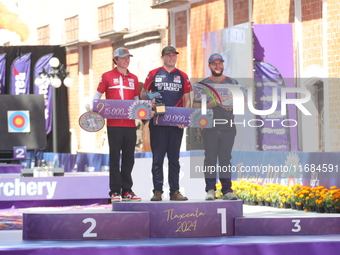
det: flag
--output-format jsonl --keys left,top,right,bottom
{"left": 10, "top": 53, "right": 31, "bottom": 95}
{"left": 0, "top": 54, "right": 6, "bottom": 94}
{"left": 34, "top": 53, "right": 54, "bottom": 134}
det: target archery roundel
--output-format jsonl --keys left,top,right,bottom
{"left": 8, "top": 111, "right": 30, "bottom": 133}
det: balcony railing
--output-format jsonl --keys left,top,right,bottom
{"left": 151, "top": 0, "right": 188, "bottom": 9}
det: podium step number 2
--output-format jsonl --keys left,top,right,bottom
{"left": 13, "top": 146, "right": 27, "bottom": 160}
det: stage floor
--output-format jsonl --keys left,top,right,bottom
{"left": 1, "top": 230, "right": 340, "bottom": 255}
{"left": 1, "top": 205, "right": 340, "bottom": 255}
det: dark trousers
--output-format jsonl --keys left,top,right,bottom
{"left": 201, "top": 128, "right": 236, "bottom": 194}
{"left": 107, "top": 126, "right": 136, "bottom": 195}
{"left": 149, "top": 120, "right": 183, "bottom": 196}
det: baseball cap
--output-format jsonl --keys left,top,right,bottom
{"left": 208, "top": 53, "right": 224, "bottom": 63}
{"left": 162, "top": 46, "right": 179, "bottom": 56}
{"left": 114, "top": 47, "right": 133, "bottom": 58}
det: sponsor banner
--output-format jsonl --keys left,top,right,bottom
{"left": 10, "top": 53, "right": 31, "bottom": 95}
{"left": 0, "top": 54, "right": 5, "bottom": 94}
{"left": 34, "top": 53, "right": 54, "bottom": 134}
{"left": 7, "top": 151, "right": 340, "bottom": 202}
{"left": 93, "top": 99, "right": 151, "bottom": 119}
{"left": 254, "top": 62, "right": 289, "bottom": 151}
{"left": 253, "top": 24, "right": 297, "bottom": 151}
{"left": 0, "top": 176, "right": 108, "bottom": 201}
{"left": 153, "top": 107, "right": 213, "bottom": 128}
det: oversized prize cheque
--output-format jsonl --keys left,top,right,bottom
{"left": 79, "top": 99, "right": 152, "bottom": 132}
{"left": 153, "top": 81, "right": 247, "bottom": 128}
{"left": 153, "top": 107, "right": 213, "bottom": 128}
{"left": 79, "top": 99, "right": 214, "bottom": 130}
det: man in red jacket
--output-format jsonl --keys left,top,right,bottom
{"left": 94, "top": 47, "right": 141, "bottom": 202}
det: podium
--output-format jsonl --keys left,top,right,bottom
{"left": 114, "top": 200, "right": 243, "bottom": 238}
{"left": 22, "top": 200, "right": 243, "bottom": 240}
{"left": 21, "top": 201, "right": 340, "bottom": 240}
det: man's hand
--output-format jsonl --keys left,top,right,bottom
{"left": 150, "top": 109, "right": 155, "bottom": 118}
{"left": 85, "top": 103, "right": 92, "bottom": 112}
{"left": 221, "top": 105, "right": 233, "bottom": 111}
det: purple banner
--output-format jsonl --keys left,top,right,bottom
{"left": 0, "top": 164, "right": 23, "bottom": 173}
{"left": 254, "top": 61, "right": 289, "bottom": 151}
{"left": 153, "top": 107, "right": 213, "bottom": 128}
{"left": 34, "top": 54, "right": 54, "bottom": 134}
{"left": 93, "top": 99, "right": 151, "bottom": 119}
{"left": 253, "top": 24, "right": 297, "bottom": 151}
{"left": 0, "top": 176, "right": 108, "bottom": 201}
{"left": 0, "top": 54, "right": 5, "bottom": 94}
{"left": 10, "top": 53, "right": 31, "bottom": 95}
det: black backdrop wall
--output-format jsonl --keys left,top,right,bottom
{"left": 0, "top": 46, "right": 71, "bottom": 154}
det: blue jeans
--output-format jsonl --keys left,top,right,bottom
{"left": 149, "top": 120, "right": 183, "bottom": 196}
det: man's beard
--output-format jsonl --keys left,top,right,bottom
{"left": 211, "top": 70, "right": 223, "bottom": 76}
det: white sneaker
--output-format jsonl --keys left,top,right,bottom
{"left": 205, "top": 189, "right": 215, "bottom": 200}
